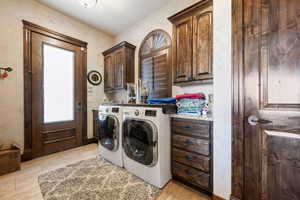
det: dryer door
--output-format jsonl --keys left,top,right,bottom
{"left": 123, "top": 119, "right": 158, "bottom": 166}
{"left": 99, "top": 115, "right": 119, "bottom": 151}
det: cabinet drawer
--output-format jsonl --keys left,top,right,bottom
{"left": 172, "top": 148, "right": 210, "bottom": 172}
{"left": 172, "top": 161, "right": 210, "bottom": 190}
{"left": 172, "top": 119, "right": 211, "bottom": 138}
{"left": 173, "top": 134, "right": 210, "bottom": 156}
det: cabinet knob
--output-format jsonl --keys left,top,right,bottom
{"left": 185, "top": 169, "right": 193, "bottom": 175}
{"left": 185, "top": 139, "right": 193, "bottom": 146}
{"left": 185, "top": 155, "right": 194, "bottom": 161}
{"left": 183, "top": 125, "right": 192, "bottom": 129}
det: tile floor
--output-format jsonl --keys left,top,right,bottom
{"left": 0, "top": 144, "right": 210, "bottom": 200}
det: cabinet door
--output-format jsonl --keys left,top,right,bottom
{"left": 104, "top": 55, "right": 114, "bottom": 91}
{"left": 173, "top": 17, "right": 193, "bottom": 83}
{"left": 114, "top": 50, "right": 125, "bottom": 89}
{"left": 141, "top": 56, "right": 154, "bottom": 95}
{"left": 193, "top": 7, "right": 213, "bottom": 80}
{"left": 141, "top": 50, "right": 170, "bottom": 98}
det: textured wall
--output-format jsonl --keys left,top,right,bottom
{"left": 213, "top": 0, "right": 232, "bottom": 199}
{"left": 115, "top": 0, "right": 232, "bottom": 199}
{"left": 0, "top": 0, "right": 114, "bottom": 151}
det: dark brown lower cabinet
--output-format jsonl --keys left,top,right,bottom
{"left": 171, "top": 118, "right": 213, "bottom": 193}
{"left": 0, "top": 148, "right": 21, "bottom": 176}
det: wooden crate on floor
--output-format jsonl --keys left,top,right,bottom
{"left": 0, "top": 147, "right": 21, "bottom": 176}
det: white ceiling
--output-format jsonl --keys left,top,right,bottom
{"left": 36, "top": 0, "right": 172, "bottom": 35}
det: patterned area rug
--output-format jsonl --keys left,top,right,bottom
{"left": 38, "top": 157, "right": 161, "bottom": 200}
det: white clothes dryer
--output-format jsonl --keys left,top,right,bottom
{"left": 122, "top": 106, "right": 171, "bottom": 188}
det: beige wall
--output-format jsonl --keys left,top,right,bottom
{"left": 115, "top": 0, "right": 231, "bottom": 199}
{"left": 0, "top": 0, "right": 114, "bottom": 151}
{"left": 114, "top": 0, "right": 214, "bottom": 98}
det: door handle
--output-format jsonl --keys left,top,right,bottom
{"left": 248, "top": 115, "right": 272, "bottom": 126}
{"left": 77, "top": 102, "right": 82, "bottom": 110}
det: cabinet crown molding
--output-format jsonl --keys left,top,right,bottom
{"left": 103, "top": 41, "right": 136, "bottom": 56}
{"left": 168, "top": 0, "right": 212, "bottom": 22}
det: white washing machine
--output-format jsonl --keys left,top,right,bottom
{"left": 122, "top": 106, "right": 171, "bottom": 188}
{"left": 98, "top": 105, "right": 123, "bottom": 167}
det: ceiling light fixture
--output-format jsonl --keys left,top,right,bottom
{"left": 78, "top": 0, "right": 98, "bottom": 8}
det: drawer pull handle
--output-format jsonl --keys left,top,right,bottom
{"left": 186, "top": 155, "right": 194, "bottom": 161}
{"left": 185, "top": 169, "right": 193, "bottom": 175}
{"left": 185, "top": 139, "right": 193, "bottom": 146}
{"left": 183, "top": 125, "right": 192, "bottom": 129}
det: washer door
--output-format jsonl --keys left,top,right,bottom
{"left": 123, "top": 119, "right": 158, "bottom": 166}
{"left": 99, "top": 115, "right": 119, "bottom": 151}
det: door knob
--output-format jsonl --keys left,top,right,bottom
{"left": 248, "top": 115, "right": 272, "bottom": 126}
{"left": 77, "top": 102, "right": 82, "bottom": 110}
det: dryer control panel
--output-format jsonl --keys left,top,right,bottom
{"left": 145, "top": 110, "right": 157, "bottom": 117}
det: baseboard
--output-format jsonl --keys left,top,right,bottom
{"left": 230, "top": 195, "right": 241, "bottom": 200}
{"left": 21, "top": 148, "right": 32, "bottom": 162}
{"left": 212, "top": 194, "right": 226, "bottom": 200}
{"left": 87, "top": 138, "right": 98, "bottom": 144}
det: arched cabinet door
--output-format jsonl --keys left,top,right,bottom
{"left": 139, "top": 30, "right": 172, "bottom": 98}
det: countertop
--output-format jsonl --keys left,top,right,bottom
{"left": 99, "top": 103, "right": 177, "bottom": 114}
{"left": 171, "top": 113, "right": 213, "bottom": 121}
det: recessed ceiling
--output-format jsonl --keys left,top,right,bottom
{"left": 36, "top": 0, "right": 172, "bottom": 35}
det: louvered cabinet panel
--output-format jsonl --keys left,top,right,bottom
{"left": 141, "top": 56, "right": 154, "bottom": 93}
{"left": 152, "top": 53, "right": 169, "bottom": 98}
{"left": 140, "top": 49, "right": 171, "bottom": 98}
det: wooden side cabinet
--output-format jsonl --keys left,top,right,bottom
{"left": 103, "top": 41, "right": 136, "bottom": 92}
{"left": 0, "top": 148, "right": 21, "bottom": 176}
{"left": 168, "top": 0, "right": 213, "bottom": 85}
{"left": 171, "top": 118, "right": 213, "bottom": 193}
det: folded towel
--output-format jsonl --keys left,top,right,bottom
{"left": 176, "top": 93, "right": 205, "bottom": 101}
{"left": 147, "top": 97, "right": 176, "bottom": 104}
{"left": 177, "top": 98, "right": 206, "bottom": 108}
{"left": 177, "top": 107, "right": 202, "bottom": 114}
{"left": 176, "top": 98, "right": 206, "bottom": 114}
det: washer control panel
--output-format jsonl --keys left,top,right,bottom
{"left": 123, "top": 107, "right": 161, "bottom": 118}
{"left": 112, "top": 107, "right": 119, "bottom": 113}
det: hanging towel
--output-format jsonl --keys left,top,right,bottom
{"left": 147, "top": 97, "right": 176, "bottom": 105}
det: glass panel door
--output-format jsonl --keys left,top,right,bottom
{"left": 99, "top": 115, "right": 119, "bottom": 151}
{"left": 43, "top": 44, "right": 75, "bottom": 123}
{"left": 123, "top": 119, "right": 157, "bottom": 166}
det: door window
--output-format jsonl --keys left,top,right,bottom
{"left": 43, "top": 44, "right": 75, "bottom": 123}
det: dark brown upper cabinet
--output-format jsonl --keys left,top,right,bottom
{"left": 168, "top": 0, "right": 213, "bottom": 85}
{"left": 103, "top": 41, "right": 136, "bottom": 92}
